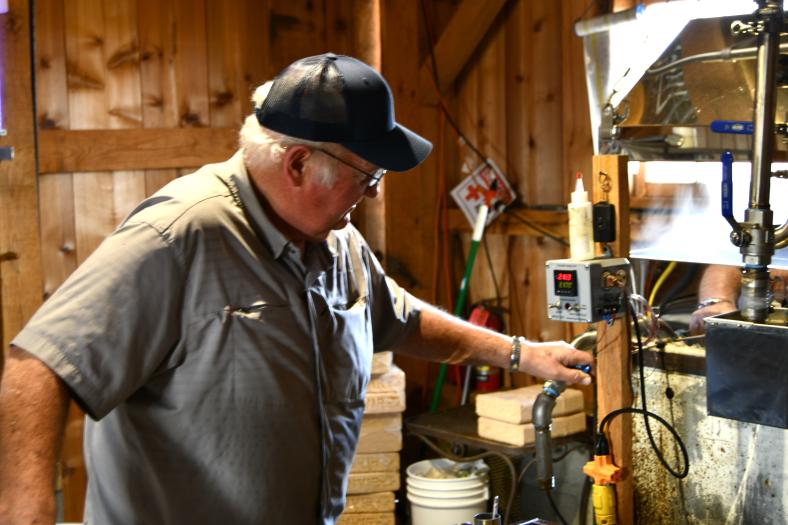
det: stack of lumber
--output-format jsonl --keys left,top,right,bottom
{"left": 337, "top": 351, "right": 405, "bottom": 525}
{"left": 475, "top": 385, "right": 586, "bottom": 447}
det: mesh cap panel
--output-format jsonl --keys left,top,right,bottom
{"left": 255, "top": 53, "right": 432, "bottom": 172}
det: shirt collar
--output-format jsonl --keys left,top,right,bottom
{"left": 223, "top": 150, "right": 335, "bottom": 270}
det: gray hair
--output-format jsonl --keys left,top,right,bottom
{"left": 239, "top": 81, "right": 336, "bottom": 187}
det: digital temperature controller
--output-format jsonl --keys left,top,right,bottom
{"left": 545, "top": 258, "right": 630, "bottom": 323}
{"left": 553, "top": 270, "right": 578, "bottom": 297}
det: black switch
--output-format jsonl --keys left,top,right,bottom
{"left": 593, "top": 202, "right": 616, "bottom": 243}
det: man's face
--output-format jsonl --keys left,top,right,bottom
{"left": 296, "top": 147, "right": 381, "bottom": 241}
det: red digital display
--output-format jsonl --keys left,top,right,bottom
{"left": 553, "top": 269, "right": 578, "bottom": 296}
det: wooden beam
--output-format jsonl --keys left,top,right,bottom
{"left": 0, "top": 0, "right": 44, "bottom": 359}
{"left": 417, "top": 0, "right": 508, "bottom": 104}
{"left": 592, "top": 154, "right": 633, "bottom": 525}
{"left": 38, "top": 128, "right": 239, "bottom": 173}
{"left": 447, "top": 208, "right": 567, "bottom": 239}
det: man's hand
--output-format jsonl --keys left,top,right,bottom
{"left": 521, "top": 340, "right": 593, "bottom": 385}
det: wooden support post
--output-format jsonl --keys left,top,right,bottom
{"left": 592, "top": 155, "right": 633, "bottom": 525}
{"left": 0, "top": 1, "right": 44, "bottom": 367}
{"left": 352, "top": 0, "right": 386, "bottom": 257}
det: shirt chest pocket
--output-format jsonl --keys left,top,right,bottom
{"left": 321, "top": 295, "right": 372, "bottom": 405}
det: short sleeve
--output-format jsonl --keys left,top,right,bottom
{"left": 363, "top": 242, "right": 422, "bottom": 352}
{"left": 12, "top": 221, "right": 185, "bottom": 419}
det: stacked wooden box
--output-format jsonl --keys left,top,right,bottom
{"left": 338, "top": 351, "right": 405, "bottom": 525}
{"left": 475, "top": 385, "right": 586, "bottom": 446}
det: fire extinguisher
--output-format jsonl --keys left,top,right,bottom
{"left": 467, "top": 303, "right": 503, "bottom": 393}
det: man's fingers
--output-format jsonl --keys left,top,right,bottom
{"left": 577, "top": 371, "right": 592, "bottom": 385}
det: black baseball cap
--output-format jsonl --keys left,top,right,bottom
{"left": 255, "top": 52, "right": 432, "bottom": 172}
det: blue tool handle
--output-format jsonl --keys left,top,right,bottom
{"left": 572, "top": 364, "right": 592, "bottom": 374}
{"left": 721, "top": 151, "right": 734, "bottom": 219}
{"left": 711, "top": 120, "right": 753, "bottom": 135}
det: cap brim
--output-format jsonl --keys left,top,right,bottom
{"left": 341, "top": 123, "right": 433, "bottom": 172}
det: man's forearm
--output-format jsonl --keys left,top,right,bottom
{"left": 395, "top": 301, "right": 511, "bottom": 367}
{"left": 0, "top": 346, "right": 70, "bottom": 523}
{"left": 394, "top": 301, "right": 592, "bottom": 385}
{"left": 698, "top": 264, "right": 741, "bottom": 305}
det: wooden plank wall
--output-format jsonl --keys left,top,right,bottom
{"left": 382, "top": 0, "right": 596, "bottom": 405}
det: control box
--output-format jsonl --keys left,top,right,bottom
{"left": 545, "top": 258, "right": 630, "bottom": 323}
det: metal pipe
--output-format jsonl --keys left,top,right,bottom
{"left": 574, "top": 4, "right": 644, "bottom": 37}
{"left": 533, "top": 390, "right": 559, "bottom": 491}
{"left": 749, "top": 4, "right": 780, "bottom": 211}
{"left": 570, "top": 330, "right": 598, "bottom": 351}
{"left": 739, "top": 1, "right": 781, "bottom": 320}
{"left": 776, "top": 220, "right": 788, "bottom": 249}
{"left": 739, "top": 266, "right": 772, "bottom": 323}
{"left": 645, "top": 42, "right": 788, "bottom": 76}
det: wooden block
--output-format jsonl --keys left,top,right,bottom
{"left": 356, "top": 414, "right": 402, "bottom": 453}
{"left": 477, "top": 411, "right": 587, "bottom": 447}
{"left": 475, "top": 386, "right": 584, "bottom": 424}
{"left": 342, "top": 492, "right": 396, "bottom": 513}
{"left": 356, "top": 431, "right": 402, "bottom": 454}
{"left": 346, "top": 471, "right": 400, "bottom": 494}
{"left": 364, "top": 390, "right": 405, "bottom": 414}
{"left": 368, "top": 365, "right": 404, "bottom": 392}
{"left": 360, "top": 413, "right": 401, "bottom": 433}
{"left": 337, "top": 512, "right": 395, "bottom": 525}
{"left": 350, "top": 453, "right": 400, "bottom": 474}
{"left": 371, "top": 351, "right": 393, "bottom": 375}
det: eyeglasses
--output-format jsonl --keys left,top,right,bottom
{"left": 313, "top": 147, "right": 386, "bottom": 188}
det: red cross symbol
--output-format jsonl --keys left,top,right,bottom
{"left": 464, "top": 184, "right": 482, "bottom": 201}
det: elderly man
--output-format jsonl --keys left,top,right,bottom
{"left": 0, "top": 53, "right": 591, "bottom": 524}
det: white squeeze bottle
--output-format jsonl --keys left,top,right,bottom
{"left": 568, "top": 172, "right": 594, "bottom": 260}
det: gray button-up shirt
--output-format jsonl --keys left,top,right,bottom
{"left": 13, "top": 151, "right": 420, "bottom": 524}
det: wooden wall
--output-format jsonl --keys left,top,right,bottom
{"left": 381, "top": 0, "right": 595, "bottom": 405}
{"left": 1, "top": 0, "right": 597, "bottom": 520}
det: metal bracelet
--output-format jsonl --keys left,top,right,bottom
{"left": 696, "top": 297, "right": 734, "bottom": 310}
{"left": 509, "top": 336, "right": 524, "bottom": 372}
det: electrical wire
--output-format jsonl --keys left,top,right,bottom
{"left": 649, "top": 261, "right": 677, "bottom": 306}
{"left": 630, "top": 293, "right": 658, "bottom": 343}
{"left": 597, "top": 300, "right": 690, "bottom": 479}
{"left": 506, "top": 210, "right": 569, "bottom": 246}
{"left": 547, "top": 489, "right": 569, "bottom": 525}
{"left": 653, "top": 344, "right": 691, "bottom": 524}
{"left": 516, "top": 458, "right": 537, "bottom": 484}
{"left": 657, "top": 265, "right": 698, "bottom": 313}
{"left": 419, "top": 0, "right": 492, "bottom": 170}
{"left": 552, "top": 443, "right": 589, "bottom": 464}
{"left": 482, "top": 235, "right": 503, "bottom": 307}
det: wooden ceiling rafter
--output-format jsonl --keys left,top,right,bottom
{"left": 417, "top": 0, "right": 509, "bottom": 105}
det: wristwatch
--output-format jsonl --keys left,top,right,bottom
{"left": 696, "top": 297, "right": 733, "bottom": 310}
{"left": 509, "top": 336, "right": 525, "bottom": 372}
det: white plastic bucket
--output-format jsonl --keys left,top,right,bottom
{"left": 406, "top": 459, "right": 490, "bottom": 525}
{"left": 408, "top": 491, "right": 488, "bottom": 525}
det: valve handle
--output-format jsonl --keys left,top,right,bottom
{"left": 711, "top": 120, "right": 753, "bottom": 135}
{"left": 721, "top": 151, "right": 741, "bottom": 236}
